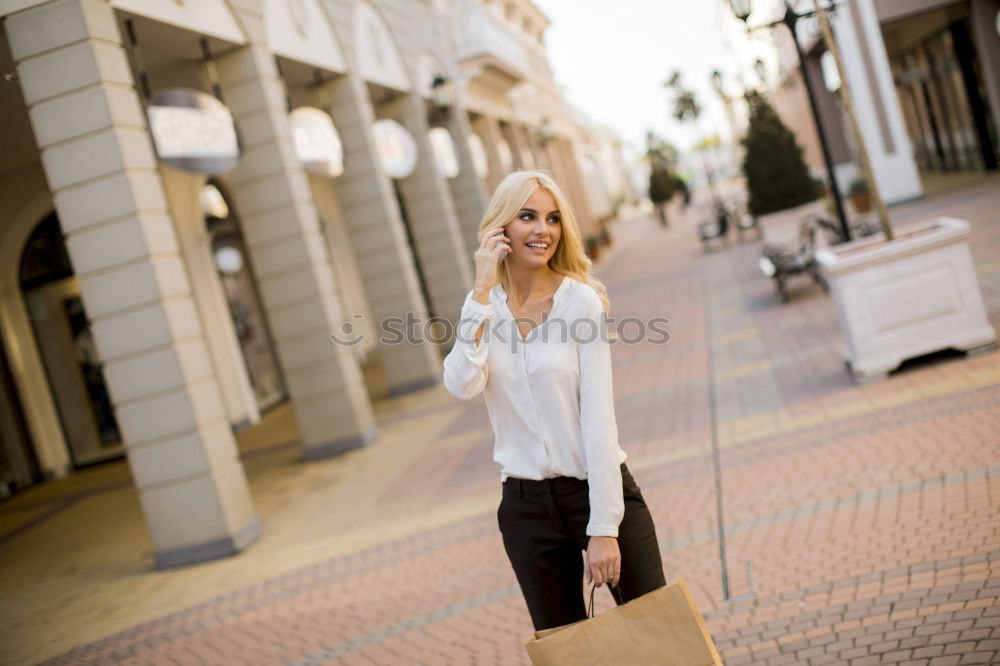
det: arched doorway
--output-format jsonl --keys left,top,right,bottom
{"left": 0, "top": 324, "right": 39, "bottom": 497}
{"left": 20, "top": 212, "right": 123, "bottom": 467}
{"left": 202, "top": 182, "right": 287, "bottom": 413}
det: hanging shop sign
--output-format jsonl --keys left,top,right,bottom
{"left": 429, "top": 127, "right": 460, "bottom": 179}
{"left": 147, "top": 88, "right": 240, "bottom": 174}
{"left": 372, "top": 119, "right": 418, "bottom": 179}
{"left": 467, "top": 133, "right": 489, "bottom": 178}
{"left": 200, "top": 184, "right": 230, "bottom": 220}
{"left": 290, "top": 107, "right": 344, "bottom": 177}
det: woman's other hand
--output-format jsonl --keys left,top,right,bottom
{"left": 585, "top": 536, "right": 621, "bottom": 587}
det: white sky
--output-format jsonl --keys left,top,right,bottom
{"left": 532, "top": 0, "right": 779, "bottom": 158}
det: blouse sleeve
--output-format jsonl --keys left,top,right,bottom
{"left": 577, "top": 288, "right": 624, "bottom": 537}
{"left": 442, "top": 290, "right": 494, "bottom": 400}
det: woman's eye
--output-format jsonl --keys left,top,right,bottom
{"left": 548, "top": 217, "right": 561, "bottom": 224}
{"left": 519, "top": 213, "right": 535, "bottom": 221}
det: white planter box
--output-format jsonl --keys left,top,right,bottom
{"left": 815, "top": 217, "right": 996, "bottom": 383}
{"left": 758, "top": 199, "right": 829, "bottom": 248}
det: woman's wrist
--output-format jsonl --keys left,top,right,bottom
{"left": 471, "top": 286, "right": 491, "bottom": 304}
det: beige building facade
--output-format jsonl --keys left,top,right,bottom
{"left": 760, "top": 0, "right": 999, "bottom": 205}
{"left": 444, "top": 0, "right": 625, "bottom": 253}
{"left": 0, "top": 0, "right": 628, "bottom": 568}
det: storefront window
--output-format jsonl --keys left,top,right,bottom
{"left": 203, "top": 183, "right": 287, "bottom": 413}
{"left": 889, "top": 15, "right": 999, "bottom": 173}
{"left": 20, "top": 213, "right": 123, "bottom": 467}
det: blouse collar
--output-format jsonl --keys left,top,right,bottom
{"left": 493, "top": 274, "right": 573, "bottom": 310}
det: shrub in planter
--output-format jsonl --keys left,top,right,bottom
{"left": 741, "top": 91, "right": 817, "bottom": 217}
{"left": 812, "top": 177, "right": 827, "bottom": 199}
{"left": 848, "top": 177, "right": 872, "bottom": 213}
{"left": 600, "top": 226, "right": 612, "bottom": 246}
{"left": 648, "top": 167, "right": 676, "bottom": 227}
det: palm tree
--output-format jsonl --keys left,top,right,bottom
{"left": 664, "top": 70, "right": 716, "bottom": 202}
{"left": 665, "top": 70, "right": 700, "bottom": 123}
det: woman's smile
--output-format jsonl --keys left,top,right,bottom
{"left": 508, "top": 187, "right": 562, "bottom": 262}
{"left": 525, "top": 240, "right": 551, "bottom": 254}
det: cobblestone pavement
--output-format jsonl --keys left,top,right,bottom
{"left": 8, "top": 176, "right": 1000, "bottom": 665}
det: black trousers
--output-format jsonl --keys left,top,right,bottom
{"left": 497, "top": 463, "right": 667, "bottom": 631}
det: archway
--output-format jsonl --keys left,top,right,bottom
{"left": 19, "top": 212, "right": 123, "bottom": 467}
{"left": 202, "top": 181, "right": 288, "bottom": 413}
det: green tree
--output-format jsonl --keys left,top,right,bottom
{"left": 741, "top": 91, "right": 817, "bottom": 217}
{"left": 645, "top": 132, "right": 678, "bottom": 226}
{"left": 665, "top": 71, "right": 717, "bottom": 201}
{"left": 645, "top": 130, "right": 678, "bottom": 172}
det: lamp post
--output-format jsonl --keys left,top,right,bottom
{"left": 711, "top": 69, "right": 742, "bottom": 147}
{"left": 539, "top": 117, "right": 554, "bottom": 147}
{"left": 429, "top": 75, "right": 453, "bottom": 125}
{"left": 729, "top": 0, "right": 851, "bottom": 242}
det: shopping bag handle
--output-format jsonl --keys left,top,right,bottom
{"left": 588, "top": 584, "right": 598, "bottom": 618}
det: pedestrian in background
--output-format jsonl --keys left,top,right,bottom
{"left": 442, "top": 170, "right": 667, "bottom": 632}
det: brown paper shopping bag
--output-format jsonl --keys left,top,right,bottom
{"left": 524, "top": 578, "right": 722, "bottom": 666}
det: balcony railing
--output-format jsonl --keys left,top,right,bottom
{"left": 452, "top": 3, "right": 530, "bottom": 83}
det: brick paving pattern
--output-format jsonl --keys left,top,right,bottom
{"left": 26, "top": 178, "right": 1000, "bottom": 664}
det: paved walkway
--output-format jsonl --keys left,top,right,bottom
{"left": 1, "top": 174, "right": 998, "bottom": 665}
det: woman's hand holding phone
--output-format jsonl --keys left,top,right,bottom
{"left": 472, "top": 228, "right": 510, "bottom": 303}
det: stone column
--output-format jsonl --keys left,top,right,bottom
{"left": 513, "top": 125, "right": 551, "bottom": 171}
{"left": 831, "top": 0, "right": 923, "bottom": 202}
{"left": 213, "top": 8, "right": 377, "bottom": 460}
{"left": 554, "top": 137, "right": 600, "bottom": 237}
{"left": 6, "top": 0, "right": 259, "bottom": 568}
{"left": 560, "top": 138, "right": 601, "bottom": 233}
{"left": 443, "top": 103, "right": 488, "bottom": 259}
{"left": 526, "top": 127, "right": 552, "bottom": 171}
{"left": 382, "top": 93, "right": 473, "bottom": 327}
{"left": 471, "top": 113, "right": 507, "bottom": 195}
{"left": 503, "top": 121, "right": 535, "bottom": 170}
{"left": 323, "top": 72, "right": 442, "bottom": 395}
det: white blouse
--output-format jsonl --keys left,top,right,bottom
{"left": 441, "top": 275, "right": 628, "bottom": 537}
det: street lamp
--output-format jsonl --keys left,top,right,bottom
{"left": 429, "top": 75, "right": 453, "bottom": 124}
{"left": 539, "top": 117, "right": 554, "bottom": 147}
{"left": 711, "top": 69, "right": 724, "bottom": 96}
{"left": 711, "top": 69, "right": 742, "bottom": 147}
{"left": 729, "top": 0, "right": 851, "bottom": 242}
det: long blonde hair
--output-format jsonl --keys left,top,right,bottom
{"left": 479, "top": 170, "right": 610, "bottom": 313}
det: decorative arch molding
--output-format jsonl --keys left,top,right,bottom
{"left": 109, "top": 0, "right": 246, "bottom": 45}
{"left": 264, "top": 0, "right": 347, "bottom": 73}
{"left": 0, "top": 191, "right": 72, "bottom": 479}
{"left": 352, "top": 1, "right": 411, "bottom": 92}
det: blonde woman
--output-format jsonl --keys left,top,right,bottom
{"left": 442, "top": 171, "right": 666, "bottom": 631}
